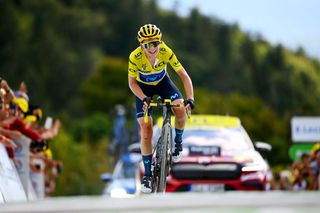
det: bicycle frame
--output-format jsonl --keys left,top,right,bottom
{"left": 144, "top": 99, "right": 182, "bottom": 193}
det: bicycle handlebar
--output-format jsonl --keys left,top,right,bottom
{"left": 144, "top": 99, "right": 190, "bottom": 123}
{"left": 149, "top": 102, "right": 184, "bottom": 108}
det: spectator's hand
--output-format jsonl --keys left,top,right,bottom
{"left": 0, "top": 135, "right": 17, "bottom": 148}
{"left": 52, "top": 119, "right": 61, "bottom": 135}
{"left": 0, "top": 127, "right": 22, "bottom": 140}
{"left": 9, "top": 130, "right": 23, "bottom": 140}
{"left": 0, "top": 79, "right": 8, "bottom": 89}
{"left": 41, "top": 130, "right": 54, "bottom": 139}
{"left": 0, "top": 88, "right": 5, "bottom": 98}
{"left": 0, "top": 79, "right": 13, "bottom": 104}
{"left": 1, "top": 116, "right": 16, "bottom": 126}
{"left": 0, "top": 79, "right": 12, "bottom": 93}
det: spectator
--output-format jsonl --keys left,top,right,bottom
{"left": 14, "top": 81, "right": 29, "bottom": 102}
{"left": 269, "top": 172, "right": 281, "bottom": 190}
{"left": 279, "top": 170, "right": 291, "bottom": 190}
{"left": 291, "top": 153, "right": 312, "bottom": 190}
{"left": 108, "top": 104, "right": 129, "bottom": 166}
{"left": 10, "top": 96, "right": 29, "bottom": 116}
{"left": 0, "top": 78, "right": 14, "bottom": 105}
{"left": 130, "top": 103, "right": 140, "bottom": 144}
{"left": 292, "top": 171, "right": 308, "bottom": 190}
{"left": 24, "top": 104, "right": 43, "bottom": 127}
{"left": 0, "top": 79, "right": 22, "bottom": 161}
{"left": 0, "top": 79, "right": 62, "bottom": 197}
{"left": 309, "top": 150, "right": 320, "bottom": 190}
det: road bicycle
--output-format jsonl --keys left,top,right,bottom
{"left": 144, "top": 98, "right": 187, "bottom": 193}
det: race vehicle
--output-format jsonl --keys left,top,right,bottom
{"left": 152, "top": 115, "right": 272, "bottom": 192}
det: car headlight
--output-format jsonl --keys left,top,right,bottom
{"left": 241, "top": 171, "right": 265, "bottom": 182}
{"left": 241, "top": 165, "right": 264, "bottom": 172}
{"left": 109, "top": 188, "right": 135, "bottom": 198}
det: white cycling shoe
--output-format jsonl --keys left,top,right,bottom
{"left": 141, "top": 176, "right": 152, "bottom": 193}
{"left": 172, "top": 143, "right": 183, "bottom": 163}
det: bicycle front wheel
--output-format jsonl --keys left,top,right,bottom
{"left": 157, "top": 122, "right": 172, "bottom": 193}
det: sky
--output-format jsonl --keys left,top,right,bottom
{"left": 158, "top": 0, "right": 320, "bottom": 59}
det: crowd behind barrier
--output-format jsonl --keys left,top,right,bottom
{"left": 0, "top": 78, "right": 61, "bottom": 202}
{"left": 270, "top": 143, "right": 320, "bottom": 191}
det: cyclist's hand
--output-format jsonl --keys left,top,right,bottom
{"left": 142, "top": 97, "right": 151, "bottom": 112}
{"left": 184, "top": 99, "right": 194, "bottom": 110}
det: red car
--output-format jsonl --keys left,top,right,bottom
{"left": 152, "top": 115, "right": 272, "bottom": 192}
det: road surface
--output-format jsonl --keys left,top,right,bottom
{"left": 1, "top": 191, "right": 320, "bottom": 213}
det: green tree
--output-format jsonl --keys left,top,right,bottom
{"left": 50, "top": 127, "right": 110, "bottom": 195}
{"left": 82, "top": 57, "right": 133, "bottom": 113}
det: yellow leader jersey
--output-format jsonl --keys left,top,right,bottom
{"left": 128, "top": 42, "right": 184, "bottom": 85}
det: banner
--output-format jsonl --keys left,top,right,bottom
{"left": 13, "top": 136, "right": 35, "bottom": 199}
{"left": 289, "top": 143, "right": 314, "bottom": 160}
{"left": 30, "top": 158, "right": 45, "bottom": 199}
{"left": 0, "top": 143, "right": 27, "bottom": 203}
{"left": 291, "top": 117, "right": 320, "bottom": 142}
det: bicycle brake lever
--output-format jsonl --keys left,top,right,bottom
{"left": 144, "top": 110, "right": 148, "bottom": 123}
{"left": 186, "top": 109, "right": 191, "bottom": 119}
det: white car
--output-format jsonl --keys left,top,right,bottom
{"left": 101, "top": 151, "right": 141, "bottom": 198}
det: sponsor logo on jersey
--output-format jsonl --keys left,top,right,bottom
{"left": 129, "top": 68, "right": 136, "bottom": 73}
{"left": 154, "top": 61, "right": 165, "bottom": 68}
{"left": 142, "top": 64, "right": 147, "bottom": 70}
{"left": 173, "top": 61, "right": 181, "bottom": 67}
{"left": 135, "top": 52, "right": 142, "bottom": 59}
{"left": 139, "top": 69, "right": 166, "bottom": 83}
{"left": 171, "top": 93, "right": 179, "bottom": 100}
{"left": 159, "top": 47, "right": 166, "bottom": 53}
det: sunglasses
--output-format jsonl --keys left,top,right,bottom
{"left": 142, "top": 41, "right": 161, "bottom": 49}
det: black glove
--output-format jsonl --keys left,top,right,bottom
{"left": 142, "top": 97, "right": 151, "bottom": 106}
{"left": 184, "top": 99, "right": 195, "bottom": 110}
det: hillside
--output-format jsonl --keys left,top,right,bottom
{"left": 1, "top": 0, "right": 320, "bottom": 195}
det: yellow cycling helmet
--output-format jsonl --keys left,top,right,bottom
{"left": 137, "top": 24, "right": 162, "bottom": 43}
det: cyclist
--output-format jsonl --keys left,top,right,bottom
{"left": 128, "top": 24, "right": 194, "bottom": 193}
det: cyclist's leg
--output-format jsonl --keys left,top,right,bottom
{"left": 171, "top": 99, "right": 187, "bottom": 131}
{"left": 136, "top": 81, "right": 155, "bottom": 157}
{"left": 137, "top": 116, "right": 153, "bottom": 175}
{"left": 136, "top": 83, "right": 156, "bottom": 193}
{"left": 138, "top": 116, "right": 153, "bottom": 193}
{"left": 136, "top": 99, "right": 153, "bottom": 157}
{"left": 171, "top": 99, "right": 187, "bottom": 162}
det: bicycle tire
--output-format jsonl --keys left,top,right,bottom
{"left": 152, "top": 137, "right": 162, "bottom": 193}
{"left": 157, "top": 122, "right": 172, "bottom": 193}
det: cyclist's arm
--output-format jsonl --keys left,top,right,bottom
{"left": 176, "top": 68, "right": 194, "bottom": 100}
{"left": 128, "top": 76, "right": 147, "bottom": 100}
{"left": 128, "top": 53, "right": 148, "bottom": 101}
{"left": 164, "top": 45, "right": 194, "bottom": 100}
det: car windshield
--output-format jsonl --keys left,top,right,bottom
{"left": 182, "top": 128, "right": 253, "bottom": 151}
{"left": 113, "top": 161, "right": 136, "bottom": 179}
